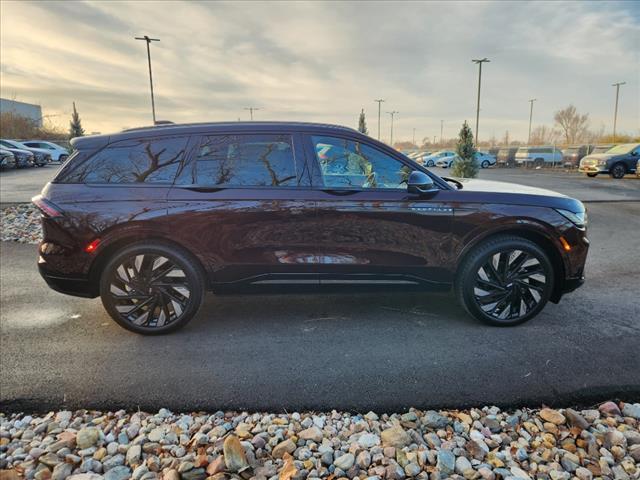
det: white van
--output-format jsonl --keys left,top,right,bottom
{"left": 515, "top": 146, "right": 563, "bottom": 166}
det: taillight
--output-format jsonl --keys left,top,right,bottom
{"left": 32, "top": 195, "right": 64, "bottom": 218}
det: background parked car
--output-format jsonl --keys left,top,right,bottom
{"left": 590, "top": 144, "right": 615, "bottom": 154}
{"left": 21, "top": 140, "right": 69, "bottom": 162}
{"left": 496, "top": 147, "right": 518, "bottom": 167}
{"left": 412, "top": 151, "right": 434, "bottom": 165}
{"left": 515, "top": 146, "right": 563, "bottom": 167}
{"left": 579, "top": 143, "right": 640, "bottom": 178}
{"left": 0, "top": 148, "right": 16, "bottom": 169}
{"left": 0, "top": 143, "right": 35, "bottom": 168}
{"left": 423, "top": 150, "right": 456, "bottom": 167}
{"left": 562, "top": 145, "right": 593, "bottom": 168}
{"left": 0, "top": 139, "right": 51, "bottom": 167}
{"left": 440, "top": 151, "right": 496, "bottom": 168}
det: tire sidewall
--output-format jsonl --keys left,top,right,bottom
{"left": 610, "top": 163, "right": 626, "bottom": 179}
{"left": 99, "top": 242, "right": 204, "bottom": 335}
{"left": 457, "top": 237, "right": 555, "bottom": 326}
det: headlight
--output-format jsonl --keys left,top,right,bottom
{"left": 556, "top": 209, "right": 587, "bottom": 228}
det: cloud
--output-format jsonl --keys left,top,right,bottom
{"left": 1, "top": 0, "right": 638, "bottom": 141}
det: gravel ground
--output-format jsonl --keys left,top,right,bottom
{"left": 1, "top": 403, "right": 639, "bottom": 480}
{"left": 0, "top": 204, "right": 41, "bottom": 244}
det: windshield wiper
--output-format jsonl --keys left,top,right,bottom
{"left": 442, "top": 177, "right": 463, "bottom": 190}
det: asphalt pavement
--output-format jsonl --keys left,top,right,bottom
{"left": 1, "top": 182, "right": 639, "bottom": 412}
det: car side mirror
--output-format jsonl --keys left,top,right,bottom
{"left": 407, "top": 171, "right": 438, "bottom": 195}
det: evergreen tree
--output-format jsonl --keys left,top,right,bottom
{"left": 358, "top": 109, "right": 368, "bottom": 135}
{"left": 451, "top": 121, "right": 478, "bottom": 178}
{"left": 69, "top": 102, "right": 85, "bottom": 139}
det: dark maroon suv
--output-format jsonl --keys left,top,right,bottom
{"left": 33, "top": 122, "right": 588, "bottom": 334}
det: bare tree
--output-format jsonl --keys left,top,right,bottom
{"left": 529, "top": 125, "right": 560, "bottom": 145}
{"left": 554, "top": 105, "right": 590, "bottom": 144}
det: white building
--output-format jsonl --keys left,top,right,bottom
{"left": 0, "top": 98, "right": 43, "bottom": 127}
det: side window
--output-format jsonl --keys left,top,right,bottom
{"left": 191, "top": 134, "right": 297, "bottom": 187}
{"left": 64, "top": 136, "right": 188, "bottom": 184}
{"left": 312, "top": 135, "right": 411, "bottom": 189}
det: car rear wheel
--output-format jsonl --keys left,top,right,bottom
{"left": 455, "top": 235, "right": 554, "bottom": 326}
{"left": 99, "top": 242, "right": 204, "bottom": 335}
{"left": 59, "top": 155, "right": 68, "bottom": 163}
{"left": 610, "top": 163, "right": 626, "bottom": 179}
{"left": 534, "top": 158, "right": 544, "bottom": 168}
{"left": 426, "top": 159, "right": 434, "bottom": 167}
{"left": 481, "top": 160, "right": 489, "bottom": 168}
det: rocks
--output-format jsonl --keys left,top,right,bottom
{"left": 223, "top": 435, "right": 248, "bottom": 472}
{"left": 381, "top": 426, "right": 411, "bottom": 448}
{"left": 0, "top": 405, "right": 638, "bottom": 480}
{"left": 357, "top": 433, "right": 380, "bottom": 448}
{"left": 272, "top": 439, "right": 296, "bottom": 459}
{"left": 76, "top": 428, "right": 100, "bottom": 449}
{"left": 0, "top": 204, "right": 42, "bottom": 244}
{"left": 333, "top": 453, "right": 355, "bottom": 470}
{"left": 539, "top": 408, "right": 566, "bottom": 425}
{"left": 298, "top": 426, "right": 323, "bottom": 443}
{"left": 622, "top": 403, "right": 640, "bottom": 419}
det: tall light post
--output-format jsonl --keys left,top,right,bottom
{"left": 472, "top": 58, "right": 490, "bottom": 146}
{"left": 527, "top": 98, "right": 537, "bottom": 145}
{"left": 440, "top": 120, "right": 443, "bottom": 144}
{"left": 244, "top": 107, "right": 260, "bottom": 120}
{"left": 612, "top": 82, "right": 626, "bottom": 142}
{"left": 374, "top": 99, "right": 385, "bottom": 140}
{"left": 135, "top": 35, "right": 160, "bottom": 124}
{"left": 387, "top": 111, "right": 398, "bottom": 146}
{"left": 412, "top": 128, "right": 416, "bottom": 146}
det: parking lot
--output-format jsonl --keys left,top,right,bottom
{"left": 1, "top": 163, "right": 639, "bottom": 412}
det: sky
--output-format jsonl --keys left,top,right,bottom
{"left": 1, "top": 0, "right": 639, "bottom": 143}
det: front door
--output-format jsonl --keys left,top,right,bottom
{"left": 306, "top": 134, "right": 454, "bottom": 286}
{"left": 166, "top": 131, "right": 319, "bottom": 286}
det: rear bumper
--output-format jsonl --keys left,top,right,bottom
{"left": 38, "top": 263, "right": 97, "bottom": 298}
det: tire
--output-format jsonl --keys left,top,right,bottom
{"left": 610, "top": 163, "right": 626, "bottom": 179}
{"left": 99, "top": 242, "right": 205, "bottom": 334}
{"left": 59, "top": 155, "right": 68, "bottom": 163}
{"left": 481, "top": 160, "right": 489, "bottom": 168}
{"left": 587, "top": 173, "right": 597, "bottom": 178}
{"left": 534, "top": 158, "right": 544, "bottom": 168}
{"left": 426, "top": 160, "right": 434, "bottom": 167}
{"left": 455, "top": 235, "right": 554, "bottom": 327}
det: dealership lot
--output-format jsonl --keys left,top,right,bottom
{"left": 1, "top": 165, "right": 639, "bottom": 411}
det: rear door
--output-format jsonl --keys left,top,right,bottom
{"left": 305, "top": 133, "right": 454, "bottom": 286}
{"left": 166, "top": 131, "right": 318, "bottom": 285}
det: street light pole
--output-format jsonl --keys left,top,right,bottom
{"left": 413, "top": 128, "right": 416, "bottom": 146}
{"left": 374, "top": 99, "right": 385, "bottom": 140}
{"left": 135, "top": 35, "right": 160, "bottom": 124}
{"left": 244, "top": 107, "right": 260, "bottom": 120}
{"left": 612, "top": 82, "right": 626, "bottom": 142}
{"left": 440, "top": 120, "right": 443, "bottom": 145}
{"left": 527, "top": 98, "right": 537, "bottom": 145}
{"left": 387, "top": 111, "right": 398, "bottom": 146}
{"left": 472, "top": 58, "right": 490, "bottom": 146}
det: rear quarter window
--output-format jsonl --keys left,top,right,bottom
{"left": 61, "top": 136, "right": 189, "bottom": 184}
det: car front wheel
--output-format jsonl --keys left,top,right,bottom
{"left": 99, "top": 242, "right": 205, "bottom": 334}
{"left": 59, "top": 155, "right": 68, "bottom": 163}
{"left": 481, "top": 160, "right": 489, "bottom": 168}
{"left": 610, "top": 163, "right": 626, "bottom": 179}
{"left": 587, "top": 173, "right": 597, "bottom": 178}
{"left": 455, "top": 235, "right": 554, "bottom": 326}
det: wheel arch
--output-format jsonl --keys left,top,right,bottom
{"left": 455, "top": 226, "right": 566, "bottom": 303}
{"left": 87, "top": 234, "right": 209, "bottom": 295}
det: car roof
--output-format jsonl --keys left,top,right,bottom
{"left": 71, "top": 121, "right": 361, "bottom": 150}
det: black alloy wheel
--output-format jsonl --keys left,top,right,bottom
{"left": 100, "top": 243, "right": 204, "bottom": 334}
{"left": 610, "top": 163, "right": 626, "bottom": 179}
{"left": 456, "top": 236, "right": 554, "bottom": 326}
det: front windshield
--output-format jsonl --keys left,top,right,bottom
{"left": 605, "top": 143, "right": 637, "bottom": 154}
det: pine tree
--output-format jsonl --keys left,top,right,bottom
{"left": 451, "top": 121, "right": 478, "bottom": 178}
{"left": 358, "top": 109, "right": 368, "bottom": 135}
{"left": 69, "top": 102, "right": 85, "bottom": 139}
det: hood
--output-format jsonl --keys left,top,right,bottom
{"left": 3, "top": 147, "right": 33, "bottom": 155}
{"left": 455, "top": 178, "right": 568, "bottom": 197}
{"left": 582, "top": 152, "right": 626, "bottom": 162}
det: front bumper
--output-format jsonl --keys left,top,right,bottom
{"left": 578, "top": 165, "right": 606, "bottom": 173}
